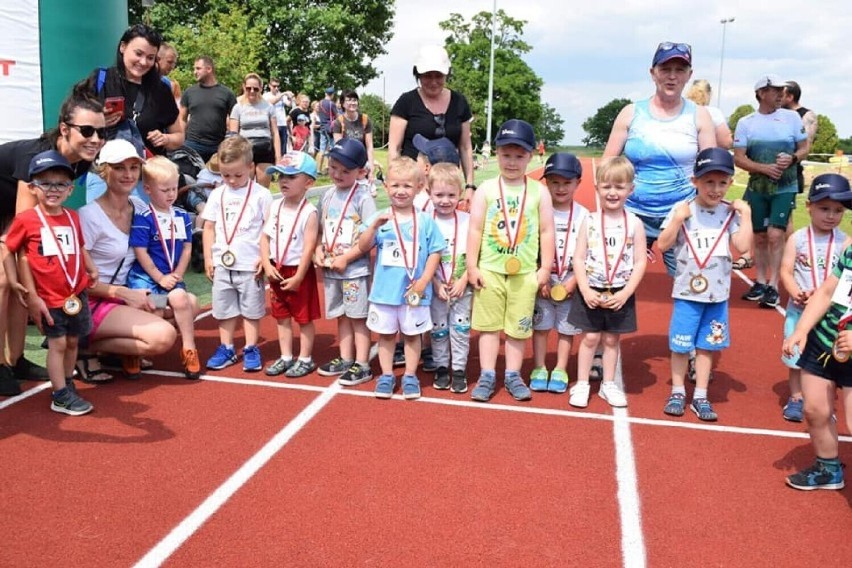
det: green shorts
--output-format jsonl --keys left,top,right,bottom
{"left": 471, "top": 268, "right": 537, "bottom": 339}
{"left": 745, "top": 189, "right": 795, "bottom": 232}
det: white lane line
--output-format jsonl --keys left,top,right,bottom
{"left": 0, "top": 381, "right": 52, "bottom": 410}
{"left": 133, "top": 381, "right": 342, "bottom": 568}
{"left": 613, "top": 407, "right": 645, "bottom": 568}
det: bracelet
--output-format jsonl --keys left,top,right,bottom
{"left": 465, "top": 183, "right": 477, "bottom": 191}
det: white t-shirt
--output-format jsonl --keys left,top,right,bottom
{"left": 79, "top": 196, "right": 147, "bottom": 286}
{"left": 201, "top": 181, "right": 273, "bottom": 270}
{"left": 263, "top": 198, "right": 318, "bottom": 266}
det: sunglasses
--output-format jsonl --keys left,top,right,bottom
{"left": 66, "top": 123, "right": 107, "bottom": 139}
{"left": 245, "top": 86, "right": 261, "bottom": 92}
{"left": 433, "top": 114, "right": 446, "bottom": 137}
{"left": 656, "top": 42, "right": 692, "bottom": 55}
{"left": 32, "top": 180, "right": 73, "bottom": 193}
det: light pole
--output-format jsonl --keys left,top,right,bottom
{"left": 485, "top": 0, "right": 497, "bottom": 146}
{"left": 717, "top": 17, "right": 735, "bottom": 110}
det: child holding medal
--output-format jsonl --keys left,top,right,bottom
{"left": 656, "top": 148, "right": 752, "bottom": 421}
{"left": 2, "top": 151, "right": 98, "bottom": 415}
{"left": 260, "top": 152, "right": 321, "bottom": 378}
{"left": 531, "top": 153, "right": 589, "bottom": 394}
{"left": 127, "top": 157, "right": 200, "bottom": 379}
{"left": 779, "top": 174, "right": 850, "bottom": 422}
{"left": 359, "top": 157, "right": 443, "bottom": 399}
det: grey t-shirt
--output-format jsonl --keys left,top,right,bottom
{"left": 230, "top": 99, "right": 275, "bottom": 141}
{"left": 181, "top": 83, "right": 238, "bottom": 146}
{"left": 317, "top": 185, "right": 377, "bottom": 280}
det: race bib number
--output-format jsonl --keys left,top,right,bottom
{"left": 40, "top": 226, "right": 75, "bottom": 256}
{"left": 687, "top": 228, "right": 729, "bottom": 257}
{"left": 831, "top": 269, "right": 852, "bottom": 309}
{"left": 325, "top": 218, "right": 354, "bottom": 247}
{"left": 381, "top": 240, "right": 408, "bottom": 267}
{"left": 157, "top": 214, "right": 187, "bottom": 240}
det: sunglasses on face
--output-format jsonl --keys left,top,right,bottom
{"left": 657, "top": 42, "right": 692, "bottom": 56}
{"left": 245, "top": 86, "right": 261, "bottom": 92}
{"left": 433, "top": 114, "right": 446, "bottom": 137}
{"left": 66, "top": 123, "right": 107, "bottom": 139}
{"left": 32, "top": 180, "right": 73, "bottom": 193}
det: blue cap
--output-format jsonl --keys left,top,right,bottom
{"left": 328, "top": 138, "right": 367, "bottom": 169}
{"left": 809, "top": 173, "right": 852, "bottom": 209}
{"left": 694, "top": 148, "right": 734, "bottom": 177}
{"left": 266, "top": 151, "right": 318, "bottom": 179}
{"left": 652, "top": 42, "right": 692, "bottom": 67}
{"left": 412, "top": 134, "right": 460, "bottom": 165}
{"left": 542, "top": 152, "right": 582, "bottom": 180}
{"left": 325, "top": 87, "right": 335, "bottom": 95}
{"left": 28, "top": 150, "right": 74, "bottom": 178}
{"left": 494, "top": 119, "right": 536, "bottom": 152}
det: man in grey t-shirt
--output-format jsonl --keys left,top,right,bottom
{"left": 180, "top": 56, "right": 237, "bottom": 161}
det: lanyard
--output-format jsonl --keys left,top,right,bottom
{"left": 554, "top": 205, "right": 575, "bottom": 279}
{"left": 601, "top": 210, "right": 628, "bottom": 286}
{"left": 35, "top": 206, "right": 80, "bottom": 292}
{"left": 274, "top": 199, "right": 307, "bottom": 266}
{"left": 392, "top": 208, "right": 418, "bottom": 283}
{"left": 150, "top": 205, "right": 177, "bottom": 272}
{"left": 498, "top": 177, "right": 527, "bottom": 254}
{"left": 220, "top": 181, "right": 253, "bottom": 249}
{"left": 682, "top": 204, "right": 735, "bottom": 271}
{"left": 807, "top": 226, "right": 835, "bottom": 290}
{"left": 323, "top": 182, "right": 358, "bottom": 253}
{"left": 434, "top": 210, "right": 457, "bottom": 283}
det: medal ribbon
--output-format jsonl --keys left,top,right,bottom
{"left": 433, "top": 210, "right": 457, "bottom": 284}
{"left": 807, "top": 226, "right": 834, "bottom": 290}
{"left": 554, "top": 205, "right": 575, "bottom": 280}
{"left": 681, "top": 208, "right": 735, "bottom": 271}
{"left": 220, "top": 180, "right": 253, "bottom": 250}
{"left": 392, "top": 207, "right": 418, "bottom": 284}
{"left": 601, "top": 210, "right": 628, "bottom": 286}
{"left": 275, "top": 199, "right": 307, "bottom": 267}
{"left": 151, "top": 205, "right": 177, "bottom": 272}
{"left": 35, "top": 205, "right": 81, "bottom": 293}
{"left": 323, "top": 182, "right": 358, "bottom": 254}
{"left": 498, "top": 177, "right": 528, "bottom": 256}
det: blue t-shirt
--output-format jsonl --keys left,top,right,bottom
{"left": 128, "top": 205, "right": 193, "bottom": 278}
{"left": 366, "top": 210, "right": 444, "bottom": 306}
{"left": 733, "top": 109, "right": 807, "bottom": 194}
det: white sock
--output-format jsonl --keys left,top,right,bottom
{"left": 672, "top": 385, "right": 686, "bottom": 396}
{"left": 694, "top": 388, "right": 708, "bottom": 400}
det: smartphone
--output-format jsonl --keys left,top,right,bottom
{"left": 104, "top": 96, "right": 125, "bottom": 115}
{"left": 150, "top": 293, "right": 169, "bottom": 310}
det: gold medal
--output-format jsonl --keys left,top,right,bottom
{"left": 323, "top": 257, "right": 333, "bottom": 268}
{"left": 63, "top": 295, "right": 82, "bottom": 316}
{"left": 550, "top": 283, "right": 568, "bottom": 302}
{"left": 505, "top": 256, "right": 521, "bottom": 275}
{"left": 221, "top": 250, "right": 236, "bottom": 267}
{"left": 832, "top": 340, "right": 850, "bottom": 363}
{"left": 599, "top": 290, "right": 611, "bottom": 303}
{"left": 689, "top": 274, "right": 709, "bottom": 294}
{"left": 405, "top": 289, "right": 421, "bottom": 306}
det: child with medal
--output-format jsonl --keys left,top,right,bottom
{"left": 569, "top": 157, "right": 646, "bottom": 409}
{"left": 359, "top": 157, "right": 443, "bottom": 399}
{"left": 467, "top": 120, "right": 555, "bottom": 403}
{"left": 1, "top": 151, "right": 98, "bottom": 416}
{"left": 126, "top": 157, "right": 200, "bottom": 379}
{"left": 531, "top": 153, "right": 588, "bottom": 394}
{"left": 657, "top": 148, "right": 752, "bottom": 421}
{"left": 779, "top": 174, "right": 850, "bottom": 422}
{"left": 201, "top": 136, "right": 273, "bottom": 373}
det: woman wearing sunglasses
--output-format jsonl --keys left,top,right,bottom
{"left": 229, "top": 73, "right": 281, "bottom": 187}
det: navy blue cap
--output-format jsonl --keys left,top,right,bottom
{"left": 328, "top": 138, "right": 367, "bottom": 169}
{"left": 694, "top": 147, "right": 734, "bottom": 177}
{"left": 652, "top": 42, "right": 692, "bottom": 67}
{"left": 28, "top": 150, "right": 74, "bottom": 178}
{"left": 542, "top": 152, "right": 582, "bottom": 180}
{"left": 494, "top": 119, "right": 536, "bottom": 152}
{"left": 809, "top": 173, "right": 852, "bottom": 209}
{"left": 325, "top": 87, "right": 335, "bottom": 95}
{"left": 413, "top": 134, "right": 460, "bottom": 166}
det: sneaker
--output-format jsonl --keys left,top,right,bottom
{"left": 786, "top": 460, "right": 845, "bottom": 491}
{"left": 242, "top": 346, "right": 262, "bottom": 372}
{"left": 759, "top": 285, "right": 780, "bottom": 309}
{"left": 338, "top": 363, "right": 372, "bottom": 386}
{"left": 433, "top": 367, "right": 451, "bottom": 390}
{"left": 392, "top": 342, "right": 406, "bottom": 367}
{"left": 690, "top": 398, "right": 718, "bottom": 421}
{"left": 374, "top": 374, "right": 396, "bottom": 399}
{"left": 285, "top": 359, "right": 317, "bottom": 378}
{"left": 589, "top": 354, "right": 603, "bottom": 382}
{"left": 50, "top": 388, "right": 93, "bottom": 416}
{"left": 206, "top": 345, "right": 238, "bottom": 370}
{"left": 0, "top": 365, "right": 22, "bottom": 396}
{"left": 123, "top": 355, "right": 142, "bottom": 380}
{"left": 471, "top": 373, "right": 497, "bottom": 402}
{"left": 529, "top": 367, "right": 549, "bottom": 392}
{"left": 569, "top": 382, "right": 591, "bottom": 408}
{"left": 663, "top": 392, "right": 686, "bottom": 416}
{"left": 265, "top": 357, "right": 294, "bottom": 376}
{"left": 181, "top": 349, "right": 201, "bottom": 380}
{"left": 504, "top": 372, "right": 532, "bottom": 401}
{"left": 547, "top": 369, "right": 569, "bottom": 393}
{"left": 402, "top": 374, "right": 421, "bottom": 400}
{"left": 742, "top": 282, "right": 767, "bottom": 302}
{"left": 599, "top": 381, "right": 628, "bottom": 407}
{"left": 13, "top": 356, "right": 49, "bottom": 381}
{"left": 783, "top": 397, "right": 804, "bottom": 422}
{"left": 451, "top": 369, "right": 468, "bottom": 394}
{"left": 317, "top": 357, "right": 352, "bottom": 377}
{"left": 421, "top": 347, "right": 437, "bottom": 372}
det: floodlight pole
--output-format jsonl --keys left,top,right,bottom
{"left": 484, "top": 0, "right": 497, "bottom": 146}
{"left": 717, "top": 17, "right": 735, "bottom": 110}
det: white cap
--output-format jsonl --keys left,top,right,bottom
{"left": 414, "top": 44, "right": 451, "bottom": 75}
{"left": 754, "top": 74, "right": 786, "bottom": 91}
{"left": 97, "top": 139, "right": 145, "bottom": 165}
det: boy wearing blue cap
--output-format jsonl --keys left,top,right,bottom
{"left": 261, "top": 152, "right": 321, "bottom": 378}
{"left": 779, "top": 174, "right": 851, "bottom": 422}
{"left": 530, "top": 153, "right": 589, "bottom": 393}
{"left": 657, "top": 148, "right": 752, "bottom": 421}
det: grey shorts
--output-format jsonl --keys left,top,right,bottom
{"left": 44, "top": 291, "right": 93, "bottom": 338}
{"left": 212, "top": 268, "right": 267, "bottom": 320}
{"left": 533, "top": 294, "right": 582, "bottom": 335}
{"left": 323, "top": 276, "right": 370, "bottom": 319}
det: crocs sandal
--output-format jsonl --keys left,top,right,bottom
{"left": 76, "top": 354, "right": 114, "bottom": 384}
{"left": 732, "top": 256, "right": 754, "bottom": 270}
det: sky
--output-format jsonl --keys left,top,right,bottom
{"left": 363, "top": 0, "right": 852, "bottom": 146}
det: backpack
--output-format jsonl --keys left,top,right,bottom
{"left": 337, "top": 113, "right": 369, "bottom": 137}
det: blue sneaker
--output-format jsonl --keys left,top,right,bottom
{"left": 402, "top": 374, "right": 421, "bottom": 400}
{"left": 243, "top": 346, "right": 262, "bottom": 372}
{"left": 547, "top": 369, "right": 569, "bottom": 393}
{"left": 783, "top": 397, "right": 804, "bottom": 422}
{"left": 529, "top": 367, "right": 549, "bottom": 392}
{"left": 690, "top": 398, "right": 718, "bottom": 422}
{"left": 207, "top": 345, "right": 237, "bottom": 370}
{"left": 786, "top": 460, "right": 845, "bottom": 491}
{"left": 663, "top": 392, "right": 686, "bottom": 416}
{"left": 504, "top": 372, "right": 532, "bottom": 401}
{"left": 471, "top": 372, "right": 497, "bottom": 402}
{"left": 375, "top": 374, "right": 396, "bottom": 399}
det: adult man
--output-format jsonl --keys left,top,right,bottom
{"left": 734, "top": 75, "right": 808, "bottom": 308}
{"left": 179, "top": 56, "right": 237, "bottom": 162}
{"left": 783, "top": 80, "right": 818, "bottom": 193}
{"left": 263, "top": 78, "right": 292, "bottom": 157}
{"left": 157, "top": 43, "right": 181, "bottom": 101}
{"left": 317, "top": 87, "right": 339, "bottom": 173}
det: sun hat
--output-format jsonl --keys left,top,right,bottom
{"left": 414, "top": 44, "right": 451, "bottom": 75}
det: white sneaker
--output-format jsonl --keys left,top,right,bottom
{"left": 599, "top": 381, "right": 627, "bottom": 407}
{"left": 569, "top": 382, "right": 591, "bottom": 408}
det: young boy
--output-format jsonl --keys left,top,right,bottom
{"left": 127, "top": 156, "right": 200, "bottom": 379}
{"left": 2, "top": 151, "right": 98, "bottom": 415}
{"left": 314, "top": 138, "right": 376, "bottom": 385}
{"left": 569, "top": 156, "right": 647, "bottom": 408}
{"left": 201, "top": 135, "right": 273, "bottom": 372}
{"left": 428, "top": 162, "right": 473, "bottom": 393}
{"left": 779, "top": 173, "right": 850, "bottom": 422}
{"left": 260, "top": 152, "right": 321, "bottom": 378}
{"left": 657, "top": 148, "right": 753, "bottom": 421}
{"left": 467, "top": 119, "right": 555, "bottom": 402}
{"left": 531, "top": 153, "right": 589, "bottom": 393}
{"left": 359, "top": 157, "right": 444, "bottom": 399}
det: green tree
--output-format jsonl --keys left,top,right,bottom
{"left": 811, "top": 114, "right": 839, "bottom": 158}
{"left": 440, "top": 10, "right": 544, "bottom": 146}
{"left": 581, "top": 98, "right": 630, "bottom": 147}
{"left": 837, "top": 136, "right": 852, "bottom": 155}
{"left": 358, "top": 93, "right": 391, "bottom": 148}
{"left": 537, "top": 102, "right": 564, "bottom": 147}
{"left": 727, "top": 104, "right": 755, "bottom": 133}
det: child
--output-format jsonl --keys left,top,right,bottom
{"left": 359, "top": 157, "right": 444, "bottom": 399}
{"left": 467, "top": 119, "right": 555, "bottom": 402}
{"left": 657, "top": 148, "right": 753, "bottom": 421}
{"left": 126, "top": 156, "right": 200, "bottom": 379}
{"left": 260, "top": 152, "right": 321, "bottom": 378}
{"left": 314, "top": 138, "right": 376, "bottom": 386}
{"left": 531, "top": 153, "right": 589, "bottom": 393}
{"left": 201, "top": 135, "right": 273, "bottom": 372}
{"left": 782, "top": 175, "right": 852, "bottom": 491}
{"left": 2, "top": 151, "right": 98, "bottom": 415}
{"left": 568, "top": 156, "right": 647, "bottom": 408}
{"left": 780, "top": 173, "right": 850, "bottom": 422}
{"left": 428, "top": 162, "right": 473, "bottom": 393}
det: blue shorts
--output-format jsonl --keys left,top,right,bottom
{"left": 782, "top": 303, "right": 802, "bottom": 369}
{"left": 126, "top": 269, "right": 187, "bottom": 296}
{"left": 669, "top": 299, "right": 730, "bottom": 353}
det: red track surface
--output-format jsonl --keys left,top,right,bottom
{"left": 2, "top": 157, "right": 851, "bottom": 567}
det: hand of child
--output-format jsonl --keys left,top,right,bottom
{"left": 729, "top": 199, "right": 750, "bottom": 216}
{"left": 468, "top": 267, "right": 485, "bottom": 290}
{"left": 436, "top": 282, "right": 450, "bottom": 302}
{"left": 158, "top": 274, "right": 178, "bottom": 291}
{"left": 539, "top": 281, "right": 551, "bottom": 299}
{"left": 280, "top": 275, "right": 303, "bottom": 292}
{"left": 604, "top": 290, "right": 628, "bottom": 311}
{"left": 581, "top": 288, "right": 602, "bottom": 309}
{"left": 12, "top": 282, "right": 28, "bottom": 308}
{"left": 675, "top": 201, "right": 692, "bottom": 222}
{"left": 265, "top": 262, "right": 283, "bottom": 282}
{"left": 409, "top": 278, "right": 427, "bottom": 298}
{"left": 205, "top": 260, "right": 215, "bottom": 282}
{"left": 372, "top": 212, "right": 391, "bottom": 229}
{"left": 449, "top": 276, "right": 468, "bottom": 299}
{"left": 254, "top": 260, "right": 264, "bottom": 280}
{"left": 536, "top": 267, "right": 550, "bottom": 290}
{"left": 28, "top": 296, "right": 52, "bottom": 334}
{"left": 782, "top": 331, "right": 806, "bottom": 358}
{"left": 330, "top": 256, "right": 348, "bottom": 273}
{"left": 792, "top": 288, "right": 810, "bottom": 308}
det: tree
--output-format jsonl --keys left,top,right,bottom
{"left": 581, "top": 98, "right": 630, "bottom": 147}
{"left": 537, "top": 102, "right": 564, "bottom": 147}
{"left": 727, "top": 104, "right": 755, "bottom": 133}
{"left": 440, "top": 10, "right": 544, "bottom": 146}
{"left": 358, "top": 93, "right": 391, "bottom": 148}
{"left": 812, "top": 114, "right": 839, "bottom": 158}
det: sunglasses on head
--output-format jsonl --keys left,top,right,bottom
{"left": 66, "top": 123, "right": 107, "bottom": 139}
{"left": 245, "top": 86, "right": 261, "bottom": 92}
{"left": 657, "top": 42, "right": 692, "bottom": 55}
{"left": 433, "top": 114, "right": 446, "bottom": 137}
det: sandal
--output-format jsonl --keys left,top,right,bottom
{"left": 732, "top": 256, "right": 754, "bottom": 270}
{"left": 76, "top": 354, "right": 114, "bottom": 384}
